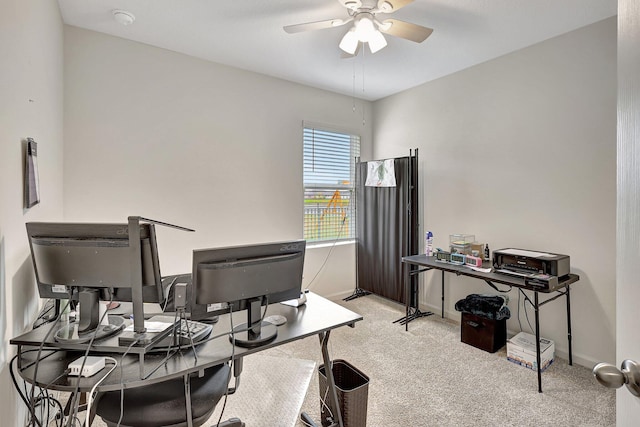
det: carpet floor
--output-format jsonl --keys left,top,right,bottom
{"left": 73, "top": 294, "right": 616, "bottom": 426}
{"left": 262, "top": 294, "right": 615, "bottom": 427}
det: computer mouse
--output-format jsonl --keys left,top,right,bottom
{"left": 264, "top": 315, "right": 287, "bottom": 326}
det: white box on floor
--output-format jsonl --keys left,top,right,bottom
{"left": 506, "top": 332, "right": 554, "bottom": 372}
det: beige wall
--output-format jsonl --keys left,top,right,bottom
{"left": 0, "top": 8, "right": 618, "bottom": 422}
{"left": 63, "top": 26, "right": 371, "bottom": 299}
{"left": 373, "top": 18, "right": 617, "bottom": 367}
{"left": 0, "top": 1, "right": 65, "bottom": 425}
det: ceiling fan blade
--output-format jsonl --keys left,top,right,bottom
{"left": 379, "top": 19, "right": 433, "bottom": 43}
{"left": 377, "top": 0, "right": 414, "bottom": 13}
{"left": 284, "top": 18, "right": 351, "bottom": 34}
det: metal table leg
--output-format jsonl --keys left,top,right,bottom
{"left": 184, "top": 373, "right": 193, "bottom": 427}
{"left": 534, "top": 291, "right": 542, "bottom": 393}
{"left": 319, "top": 331, "right": 344, "bottom": 427}
{"left": 441, "top": 270, "right": 445, "bottom": 318}
{"left": 566, "top": 285, "right": 573, "bottom": 365}
{"left": 396, "top": 264, "right": 433, "bottom": 328}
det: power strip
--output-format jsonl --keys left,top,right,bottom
{"left": 68, "top": 356, "right": 105, "bottom": 377}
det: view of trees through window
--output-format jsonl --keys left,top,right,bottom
{"left": 303, "top": 126, "right": 360, "bottom": 242}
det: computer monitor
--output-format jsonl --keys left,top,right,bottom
{"left": 26, "top": 220, "right": 164, "bottom": 342}
{"left": 192, "top": 240, "right": 306, "bottom": 348}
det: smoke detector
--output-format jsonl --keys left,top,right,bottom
{"left": 112, "top": 10, "right": 135, "bottom": 26}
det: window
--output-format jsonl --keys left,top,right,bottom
{"left": 303, "top": 125, "right": 360, "bottom": 243}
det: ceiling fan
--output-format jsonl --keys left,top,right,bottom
{"left": 283, "top": 0, "right": 433, "bottom": 55}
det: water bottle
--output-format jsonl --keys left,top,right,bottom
{"left": 425, "top": 231, "right": 434, "bottom": 256}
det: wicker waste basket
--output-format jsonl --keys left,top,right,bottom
{"left": 319, "top": 359, "right": 369, "bottom": 427}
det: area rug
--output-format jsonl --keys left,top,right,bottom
{"left": 207, "top": 355, "right": 316, "bottom": 427}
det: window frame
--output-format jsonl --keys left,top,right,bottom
{"left": 302, "top": 122, "right": 361, "bottom": 244}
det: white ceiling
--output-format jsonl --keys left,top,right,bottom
{"left": 57, "top": 0, "right": 617, "bottom": 101}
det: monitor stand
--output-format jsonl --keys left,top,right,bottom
{"left": 230, "top": 298, "right": 277, "bottom": 348}
{"left": 55, "top": 289, "right": 126, "bottom": 343}
{"left": 231, "top": 321, "right": 277, "bottom": 348}
{"left": 54, "top": 316, "right": 125, "bottom": 344}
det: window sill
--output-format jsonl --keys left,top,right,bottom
{"left": 306, "top": 239, "right": 355, "bottom": 249}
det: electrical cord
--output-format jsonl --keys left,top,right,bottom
{"left": 523, "top": 293, "right": 535, "bottom": 333}
{"left": 31, "top": 389, "right": 64, "bottom": 427}
{"left": 517, "top": 291, "right": 524, "bottom": 333}
{"left": 28, "top": 297, "right": 71, "bottom": 427}
{"left": 33, "top": 372, "right": 68, "bottom": 427}
{"left": 305, "top": 209, "right": 349, "bottom": 292}
{"left": 84, "top": 356, "right": 118, "bottom": 427}
{"left": 149, "top": 301, "right": 271, "bottom": 354}
{"left": 10, "top": 349, "right": 66, "bottom": 427}
{"left": 39, "top": 393, "right": 64, "bottom": 427}
{"left": 215, "top": 304, "right": 236, "bottom": 427}
{"left": 116, "top": 337, "right": 141, "bottom": 427}
{"left": 215, "top": 297, "right": 269, "bottom": 426}
{"left": 66, "top": 291, "right": 115, "bottom": 427}
{"left": 33, "top": 299, "right": 57, "bottom": 329}
{"left": 10, "top": 354, "right": 43, "bottom": 427}
{"left": 516, "top": 289, "right": 535, "bottom": 334}
{"left": 161, "top": 276, "right": 179, "bottom": 312}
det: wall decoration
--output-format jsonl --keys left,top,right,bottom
{"left": 24, "top": 138, "right": 40, "bottom": 208}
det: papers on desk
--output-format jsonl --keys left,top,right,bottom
{"left": 123, "top": 321, "right": 174, "bottom": 333}
{"left": 468, "top": 265, "right": 493, "bottom": 273}
{"left": 497, "top": 248, "right": 556, "bottom": 258}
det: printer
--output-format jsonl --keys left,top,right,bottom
{"left": 493, "top": 248, "right": 570, "bottom": 289}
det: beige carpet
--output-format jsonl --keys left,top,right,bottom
{"left": 261, "top": 294, "right": 616, "bottom": 427}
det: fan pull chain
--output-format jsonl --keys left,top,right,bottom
{"left": 361, "top": 46, "right": 366, "bottom": 126}
{"left": 352, "top": 57, "right": 356, "bottom": 112}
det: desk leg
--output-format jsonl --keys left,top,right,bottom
{"left": 319, "top": 331, "right": 344, "bottom": 427}
{"left": 441, "top": 270, "right": 445, "bottom": 319}
{"left": 534, "top": 292, "right": 542, "bottom": 393}
{"left": 566, "top": 285, "right": 573, "bottom": 366}
{"left": 405, "top": 262, "right": 410, "bottom": 331}
{"left": 184, "top": 373, "right": 193, "bottom": 427}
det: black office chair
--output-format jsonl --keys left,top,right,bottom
{"left": 94, "top": 363, "right": 244, "bottom": 427}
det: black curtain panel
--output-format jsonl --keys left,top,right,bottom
{"left": 356, "top": 155, "right": 419, "bottom": 305}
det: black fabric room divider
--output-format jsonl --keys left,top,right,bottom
{"left": 354, "top": 151, "right": 419, "bottom": 305}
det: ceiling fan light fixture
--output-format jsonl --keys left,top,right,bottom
{"left": 354, "top": 16, "right": 376, "bottom": 42}
{"left": 368, "top": 30, "right": 387, "bottom": 53}
{"left": 339, "top": 29, "right": 359, "bottom": 54}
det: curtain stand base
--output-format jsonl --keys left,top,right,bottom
{"left": 393, "top": 307, "right": 433, "bottom": 326}
{"left": 343, "top": 288, "right": 371, "bottom": 302}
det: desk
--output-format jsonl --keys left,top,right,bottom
{"left": 401, "top": 254, "right": 580, "bottom": 393}
{"left": 11, "top": 292, "right": 362, "bottom": 426}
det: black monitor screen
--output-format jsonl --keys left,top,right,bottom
{"left": 192, "top": 240, "right": 305, "bottom": 347}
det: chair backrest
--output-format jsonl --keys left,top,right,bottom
{"left": 96, "top": 363, "right": 230, "bottom": 427}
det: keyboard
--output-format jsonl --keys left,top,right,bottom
{"left": 174, "top": 320, "right": 213, "bottom": 346}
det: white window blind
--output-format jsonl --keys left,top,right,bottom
{"left": 303, "top": 126, "right": 360, "bottom": 242}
